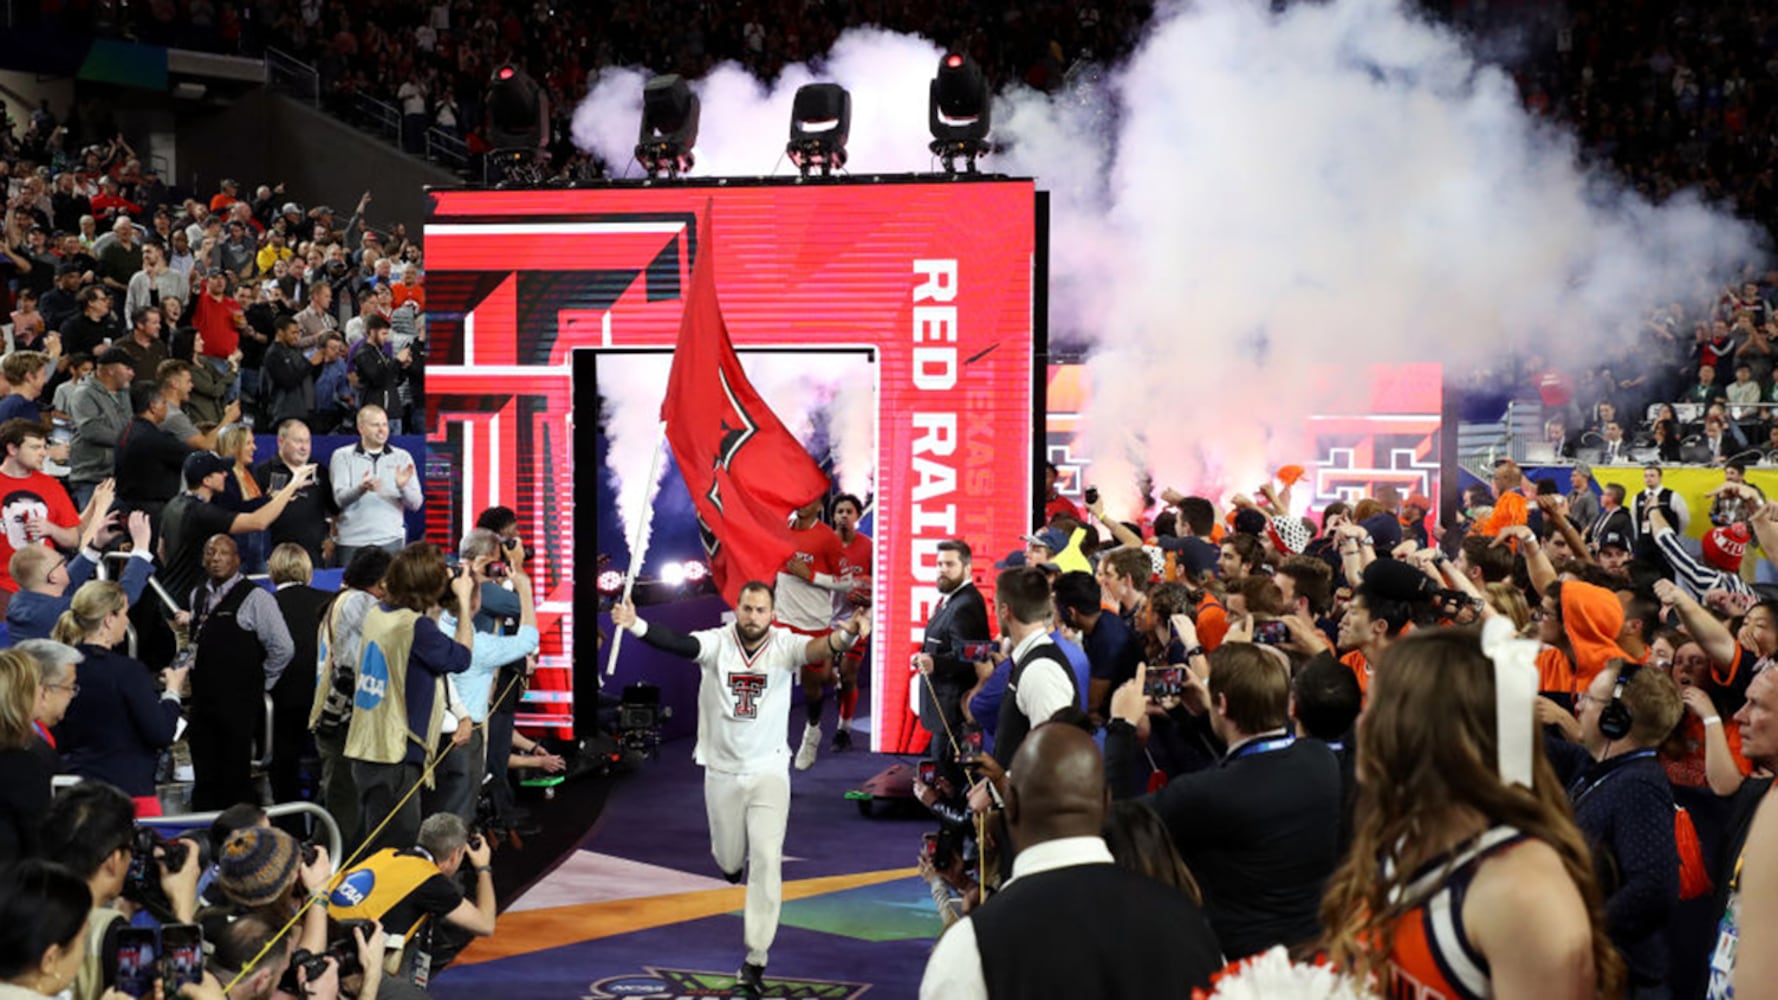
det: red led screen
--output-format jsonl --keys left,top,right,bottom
{"left": 424, "top": 182, "right": 1038, "bottom": 751}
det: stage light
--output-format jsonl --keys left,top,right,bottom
{"left": 486, "top": 62, "right": 545, "bottom": 152}
{"left": 597, "top": 570, "right": 624, "bottom": 596}
{"left": 635, "top": 74, "right": 700, "bottom": 179}
{"left": 660, "top": 561, "right": 688, "bottom": 587}
{"left": 683, "top": 560, "right": 709, "bottom": 583}
{"left": 929, "top": 53, "right": 990, "bottom": 174}
{"left": 787, "top": 83, "right": 850, "bottom": 178}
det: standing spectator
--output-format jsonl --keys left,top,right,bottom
{"left": 167, "top": 330, "right": 232, "bottom": 428}
{"left": 330, "top": 405, "right": 423, "bottom": 565}
{"left": 16, "top": 639, "right": 82, "bottom": 774}
{"left": 0, "top": 417, "right": 82, "bottom": 598}
{"left": 312, "top": 333, "right": 355, "bottom": 431}
{"left": 254, "top": 418, "right": 336, "bottom": 566}
{"left": 10, "top": 288, "right": 47, "bottom": 351}
{"left": 352, "top": 316, "right": 406, "bottom": 430}
{"left": 218, "top": 218, "right": 256, "bottom": 280}
{"left": 309, "top": 547, "right": 393, "bottom": 843}
{"left": 48, "top": 354, "right": 91, "bottom": 424}
{"left": 189, "top": 269, "right": 244, "bottom": 364}
{"left": 155, "top": 358, "right": 239, "bottom": 451}
{"left": 398, "top": 74, "right": 429, "bottom": 153}
{"left": 166, "top": 229, "right": 195, "bottom": 278}
{"left": 186, "top": 534, "right": 293, "bottom": 810}
{"left": 112, "top": 379, "right": 188, "bottom": 526}
{"left": 254, "top": 229, "right": 292, "bottom": 276}
{"left": 266, "top": 543, "right": 330, "bottom": 809}
{"left": 0, "top": 351, "right": 55, "bottom": 425}
{"left": 158, "top": 451, "right": 313, "bottom": 608}
{"left": 66, "top": 350, "right": 134, "bottom": 510}
{"left": 0, "top": 649, "right": 52, "bottom": 863}
{"left": 94, "top": 217, "right": 143, "bottom": 303}
{"left": 49, "top": 580, "right": 188, "bottom": 813}
{"left": 344, "top": 542, "right": 474, "bottom": 854}
{"left": 1054, "top": 570, "right": 1142, "bottom": 721}
{"left": 37, "top": 265, "right": 84, "bottom": 340}
{"left": 261, "top": 315, "right": 318, "bottom": 427}
{"left": 122, "top": 242, "right": 186, "bottom": 320}
{"left": 113, "top": 307, "right": 169, "bottom": 378}
{"left": 917, "top": 724, "right": 1224, "bottom": 999}
{"left": 1566, "top": 464, "right": 1601, "bottom": 530}
{"left": 61, "top": 286, "right": 118, "bottom": 357}
{"left": 0, "top": 860, "right": 94, "bottom": 993}
{"left": 7, "top": 508, "right": 154, "bottom": 643}
{"left": 215, "top": 424, "right": 269, "bottom": 574}
{"left": 295, "top": 281, "right": 337, "bottom": 349}
{"left": 208, "top": 178, "right": 240, "bottom": 213}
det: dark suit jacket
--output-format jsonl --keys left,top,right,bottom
{"left": 917, "top": 581, "right": 989, "bottom": 732}
{"left": 1587, "top": 507, "right": 1634, "bottom": 548}
{"left": 271, "top": 584, "right": 333, "bottom": 712}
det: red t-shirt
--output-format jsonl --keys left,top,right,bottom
{"left": 775, "top": 522, "right": 844, "bottom": 632}
{"left": 0, "top": 470, "right": 79, "bottom": 591}
{"left": 190, "top": 290, "right": 242, "bottom": 357}
{"left": 835, "top": 530, "right": 873, "bottom": 616}
{"left": 1045, "top": 493, "right": 1083, "bottom": 523}
{"left": 392, "top": 283, "right": 425, "bottom": 312}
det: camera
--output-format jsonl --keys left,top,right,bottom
{"left": 485, "top": 561, "right": 510, "bottom": 579}
{"left": 123, "top": 827, "right": 190, "bottom": 915}
{"left": 1144, "top": 665, "right": 1187, "bottom": 699}
{"left": 291, "top": 918, "right": 372, "bottom": 984}
{"left": 1084, "top": 486, "right": 1100, "bottom": 506}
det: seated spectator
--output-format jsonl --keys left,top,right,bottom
{"left": 7, "top": 509, "right": 154, "bottom": 643}
{"left": 0, "top": 859, "right": 96, "bottom": 997}
{"left": 9, "top": 287, "right": 47, "bottom": 351}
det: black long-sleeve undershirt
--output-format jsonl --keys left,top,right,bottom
{"left": 634, "top": 619, "right": 701, "bottom": 659}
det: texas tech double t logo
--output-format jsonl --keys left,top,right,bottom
{"left": 727, "top": 672, "right": 767, "bottom": 718}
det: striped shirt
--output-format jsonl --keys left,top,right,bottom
{"left": 1654, "top": 527, "right": 1753, "bottom": 600}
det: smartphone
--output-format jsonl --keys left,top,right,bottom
{"left": 916, "top": 760, "right": 937, "bottom": 786}
{"left": 1144, "top": 666, "right": 1186, "bottom": 699}
{"left": 955, "top": 731, "right": 983, "bottom": 767}
{"left": 921, "top": 833, "right": 938, "bottom": 861}
{"left": 110, "top": 927, "right": 159, "bottom": 999}
{"left": 1253, "top": 619, "right": 1289, "bottom": 646}
{"left": 159, "top": 924, "right": 204, "bottom": 994}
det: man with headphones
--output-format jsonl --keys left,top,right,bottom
{"left": 1566, "top": 658, "right": 1687, "bottom": 998}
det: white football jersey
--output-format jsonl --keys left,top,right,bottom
{"left": 690, "top": 623, "right": 806, "bottom": 773}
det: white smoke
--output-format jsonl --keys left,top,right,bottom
{"left": 578, "top": 0, "right": 1762, "bottom": 518}
{"left": 599, "top": 352, "right": 877, "bottom": 554}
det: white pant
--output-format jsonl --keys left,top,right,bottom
{"left": 704, "top": 767, "right": 790, "bottom": 967}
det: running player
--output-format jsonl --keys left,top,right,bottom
{"left": 774, "top": 496, "right": 854, "bottom": 769}
{"left": 829, "top": 493, "right": 873, "bottom": 751}
{"left": 612, "top": 584, "right": 871, "bottom": 999}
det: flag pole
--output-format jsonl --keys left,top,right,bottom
{"left": 607, "top": 420, "right": 668, "bottom": 677}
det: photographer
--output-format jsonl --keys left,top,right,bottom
{"left": 207, "top": 826, "right": 332, "bottom": 960}
{"left": 326, "top": 812, "right": 497, "bottom": 987}
{"left": 425, "top": 529, "right": 539, "bottom": 823}
{"left": 343, "top": 543, "right": 474, "bottom": 854}
{"left": 38, "top": 782, "right": 199, "bottom": 1000}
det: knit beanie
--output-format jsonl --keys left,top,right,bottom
{"left": 1702, "top": 523, "right": 1750, "bottom": 574}
{"left": 217, "top": 827, "right": 300, "bottom": 909}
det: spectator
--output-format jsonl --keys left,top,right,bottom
{"left": 330, "top": 404, "right": 422, "bottom": 565}
{"left": 186, "top": 533, "right": 293, "bottom": 810}
{"left": 9, "top": 288, "right": 47, "bottom": 351}
{"left": 122, "top": 241, "right": 186, "bottom": 319}
{"left": 392, "top": 263, "right": 424, "bottom": 312}
{"left": 0, "top": 350, "right": 55, "bottom": 424}
{"left": 0, "top": 417, "right": 83, "bottom": 599}
{"left": 65, "top": 348, "right": 134, "bottom": 509}
{"left": 1053, "top": 570, "right": 1141, "bottom": 720}
{"left": 1107, "top": 644, "right": 1342, "bottom": 960}
{"left": 38, "top": 266, "right": 84, "bottom": 340}
{"left": 94, "top": 217, "right": 143, "bottom": 302}
{"left": 0, "top": 860, "right": 99, "bottom": 996}
{"left": 312, "top": 332, "right": 355, "bottom": 431}
{"left": 213, "top": 423, "right": 269, "bottom": 573}
{"left": 7, "top": 508, "right": 154, "bottom": 643}
{"left": 15, "top": 639, "right": 82, "bottom": 775}
{"left": 189, "top": 269, "right": 245, "bottom": 364}
{"left": 60, "top": 285, "right": 117, "bottom": 358}
{"left": 254, "top": 418, "right": 336, "bottom": 567}
{"left": 265, "top": 543, "right": 331, "bottom": 808}
{"left": 49, "top": 353, "right": 91, "bottom": 422}
{"left": 918, "top": 724, "right": 1224, "bottom": 998}
{"left": 352, "top": 314, "right": 406, "bottom": 429}
{"left": 113, "top": 307, "right": 168, "bottom": 380}
{"left": 50, "top": 580, "right": 189, "bottom": 812}
{"left": 295, "top": 280, "right": 337, "bottom": 349}
{"left": 112, "top": 379, "right": 189, "bottom": 526}
{"left": 166, "top": 330, "right": 233, "bottom": 428}
{"left": 261, "top": 314, "right": 318, "bottom": 427}
{"left": 158, "top": 451, "right": 313, "bottom": 606}
{"left": 0, "top": 649, "right": 51, "bottom": 863}
{"left": 155, "top": 358, "right": 240, "bottom": 451}
{"left": 342, "top": 542, "right": 473, "bottom": 854}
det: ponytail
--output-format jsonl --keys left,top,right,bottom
{"left": 51, "top": 609, "right": 85, "bottom": 646}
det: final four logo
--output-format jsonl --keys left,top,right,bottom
{"left": 581, "top": 966, "right": 869, "bottom": 999}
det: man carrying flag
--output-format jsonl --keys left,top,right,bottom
{"left": 642, "top": 204, "right": 853, "bottom": 996}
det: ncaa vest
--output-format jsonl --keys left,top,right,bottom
{"left": 344, "top": 605, "right": 442, "bottom": 768}
{"left": 327, "top": 848, "right": 441, "bottom": 947}
{"left": 995, "top": 638, "right": 1077, "bottom": 765}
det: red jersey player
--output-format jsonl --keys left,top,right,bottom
{"left": 776, "top": 495, "right": 853, "bottom": 769}
{"left": 828, "top": 493, "right": 872, "bottom": 751}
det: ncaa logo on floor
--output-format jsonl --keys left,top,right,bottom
{"left": 583, "top": 966, "right": 869, "bottom": 999}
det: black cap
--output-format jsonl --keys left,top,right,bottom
{"left": 182, "top": 451, "right": 232, "bottom": 487}
{"left": 1598, "top": 530, "right": 1631, "bottom": 552}
{"left": 1359, "top": 558, "right": 1438, "bottom": 604}
{"left": 95, "top": 348, "right": 136, "bottom": 369}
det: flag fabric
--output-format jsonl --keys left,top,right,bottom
{"left": 661, "top": 205, "right": 830, "bottom": 607}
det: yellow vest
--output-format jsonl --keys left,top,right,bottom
{"left": 343, "top": 606, "right": 442, "bottom": 777}
{"left": 327, "top": 849, "right": 445, "bottom": 964}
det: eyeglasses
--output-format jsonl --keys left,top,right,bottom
{"left": 46, "top": 682, "right": 79, "bottom": 696}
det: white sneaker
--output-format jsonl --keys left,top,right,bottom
{"left": 795, "top": 724, "right": 821, "bottom": 770}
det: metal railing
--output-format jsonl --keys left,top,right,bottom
{"left": 265, "top": 46, "right": 320, "bottom": 107}
{"left": 140, "top": 802, "right": 344, "bottom": 867}
{"left": 426, "top": 126, "right": 468, "bottom": 168}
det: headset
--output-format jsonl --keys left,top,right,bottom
{"left": 1598, "top": 661, "right": 1644, "bottom": 742}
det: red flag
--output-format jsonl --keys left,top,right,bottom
{"left": 662, "top": 205, "right": 830, "bottom": 607}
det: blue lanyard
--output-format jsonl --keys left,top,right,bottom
{"left": 1570, "top": 749, "right": 1657, "bottom": 805}
{"left": 1324, "top": 740, "right": 1345, "bottom": 754}
{"left": 1224, "top": 735, "right": 1294, "bottom": 764}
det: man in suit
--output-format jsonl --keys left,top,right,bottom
{"left": 1599, "top": 421, "right": 1629, "bottom": 465}
{"left": 1105, "top": 643, "right": 1342, "bottom": 960}
{"left": 913, "top": 539, "right": 989, "bottom": 776}
{"left": 1586, "top": 483, "right": 1633, "bottom": 550}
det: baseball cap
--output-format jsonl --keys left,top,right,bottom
{"left": 220, "top": 178, "right": 238, "bottom": 189}
{"left": 183, "top": 451, "right": 233, "bottom": 487}
{"left": 1404, "top": 493, "right": 1433, "bottom": 511}
{"left": 1597, "top": 529, "right": 1631, "bottom": 552}
{"left": 95, "top": 348, "right": 136, "bottom": 369}
{"left": 280, "top": 202, "right": 302, "bottom": 215}
{"left": 1022, "top": 527, "right": 1068, "bottom": 553}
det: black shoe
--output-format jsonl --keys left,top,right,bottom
{"left": 721, "top": 866, "right": 743, "bottom": 885}
{"left": 831, "top": 729, "right": 852, "bottom": 752}
{"left": 735, "top": 962, "right": 765, "bottom": 998}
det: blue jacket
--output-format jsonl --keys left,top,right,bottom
{"left": 54, "top": 642, "right": 182, "bottom": 797}
{"left": 5, "top": 550, "right": 154, "bottom": 642}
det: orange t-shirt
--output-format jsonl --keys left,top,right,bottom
{"left": 1196, "top": 594, "right": 1230, "bottom": 653}
{"left": 392, "top": 283, "right": 425, "bottom": 311}
{"left": 1341, "top": 650, "right": 1370, "bottom": 695}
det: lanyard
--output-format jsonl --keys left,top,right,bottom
{"left": 1224, "top": 735, "right": 1294, "bottom": 764}
{"left": 1569, "top": 749, "right": 1657, "bottom": 806}
{"left": 1324, "top": 740, "right": 1345, "bottom": 754}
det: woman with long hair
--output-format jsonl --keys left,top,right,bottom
{"left": 0, "top": 860, "right": 93, "bottom": 997}
{"left": 1320, "top": 626, "right": 1624, "bottom": 998}
{"left": 215, "top": 423, "right": 269, "bottom": 574}
{"left": 50, "top": 581, "right": 189, "bottom": 816}
{"left": 1103, "top": 798, "right": 1204, "bottom": 906}
{"left": 1652, "top": 419, "right": 1684, "bottom": 463}
{"left": 0, "top": 649, "right": 52, "bottom": 862}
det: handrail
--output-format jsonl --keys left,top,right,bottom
{"left": 139, "top": 802, "right": 344, "bottom": 868}
{"left": 264, "top": 46, "right": 320, "bottom": 107}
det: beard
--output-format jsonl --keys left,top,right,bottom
{"left": 936, "top": 573, "right": 963, "bottom": 595}
{"left": 736, "top": 620, "right": 770, "bottom": 643}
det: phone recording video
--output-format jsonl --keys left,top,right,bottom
{"left": 1253, "top": 619, "right": 1290, "bottom": 646}
{"left": 1144, "top": 666, "right": 1187, "bottom": 700}
{"left": 111, "top": 928, "right": 159, "bottom": 998}
{"left": 159, "top": 924, "right": 203, "bottom": 993}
